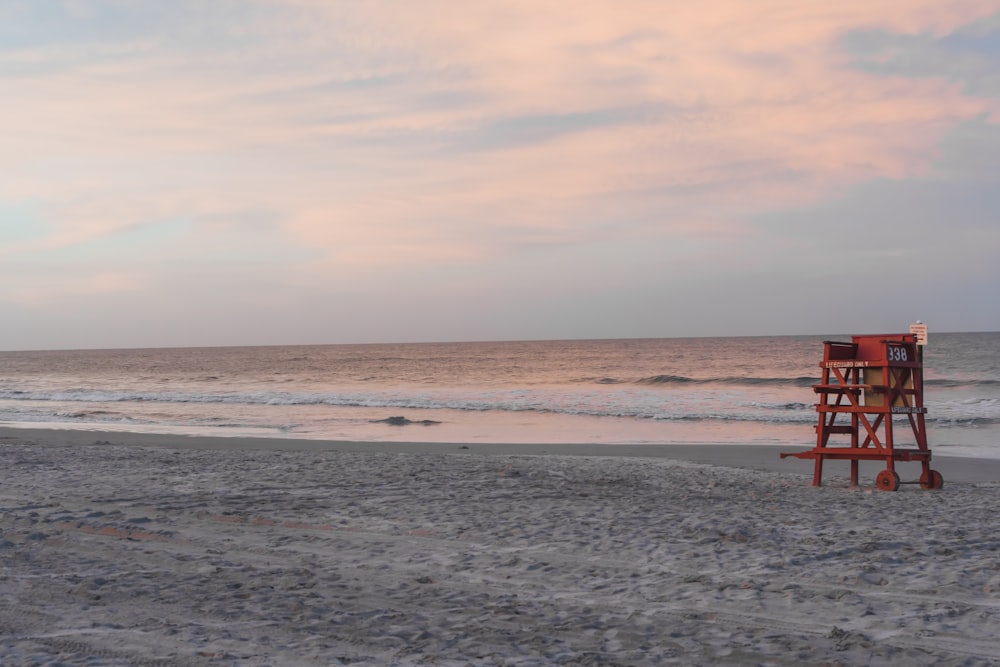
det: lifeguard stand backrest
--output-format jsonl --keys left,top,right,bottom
{"left": 822, "top": 341, "right": 858, "bottom": 361}
{"left": 851, "top": 334, "right": 919, "bottom": 408}
{"left": 851, "top": 334, "right": 917, "bottom": 365}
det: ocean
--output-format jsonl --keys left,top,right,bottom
{"left": 1, "top": 333, "right": 997, "bottom": 457}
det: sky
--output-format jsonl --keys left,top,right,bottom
{"left": 2, "top": 0, "right": 999, "bottom": 350}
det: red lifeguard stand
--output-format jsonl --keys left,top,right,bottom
{"left": 781, "top": 331, "right": 943, "bottom": 491}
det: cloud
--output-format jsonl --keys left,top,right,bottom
{"left": 843, "top": 12, "right": 1000, "bottom": 99}
{"left": 3, "top": 268, "right": 147, "bottom": 306}
{"left": 753, "top": 113, "right": 1000, "bottom": 313}
{"left": 1, "top": 0, "right": 998, "bottom": 344}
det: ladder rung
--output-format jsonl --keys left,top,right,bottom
{"left": 814, "top": 385, "right": 867, "bottom": 393}
{"left": 815, "top": 424, "right": 854, "bottom": 434}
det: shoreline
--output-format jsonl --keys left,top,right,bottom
{"left": 3, "top": 424, "right": 998, "bottom": 484}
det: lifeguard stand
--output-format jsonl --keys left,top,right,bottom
{"left": 781, "top": 333, "right": 943, "bottom": 491}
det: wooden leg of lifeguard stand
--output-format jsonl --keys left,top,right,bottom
{"left": 813, "top": 454, "right": 824, "bottom": 487}
{"left": 875, "top": 417, "right": 901, "bottom": 491}
{"left": 850, "top": 412, "right": 859, "bottom": 486}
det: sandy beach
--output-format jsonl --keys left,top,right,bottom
{"left": 2, "top": 427, "right": 1000, "bottom": 666}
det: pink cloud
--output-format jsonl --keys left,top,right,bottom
{"left": 3, "top": 0, "right": 998, "bottom": 280}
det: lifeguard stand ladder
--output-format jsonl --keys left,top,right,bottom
{"left": 781, "top": 334, "right": 943, "bottom": 491}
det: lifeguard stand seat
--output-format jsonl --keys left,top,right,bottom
{"left": 781, "top": 334, "right": 943, "bottom": 491}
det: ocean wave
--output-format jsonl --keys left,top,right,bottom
{"left": 933, "top": 417, "right": 1000, "bottom": 427}
{"left": 625, "top": 375, "right": 1000, "bottom": 390}
{"left": 747, "top": 401, "right": 814, "bottom": 411}
{"left": 926, "top": 378, "right": 1000, "bottom": 388}
{"left": 635, "top": 375, "right": 820, "bottom": 387}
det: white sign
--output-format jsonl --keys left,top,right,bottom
{"left": 909, "top": 322, "right": 928, "bottom": 346}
